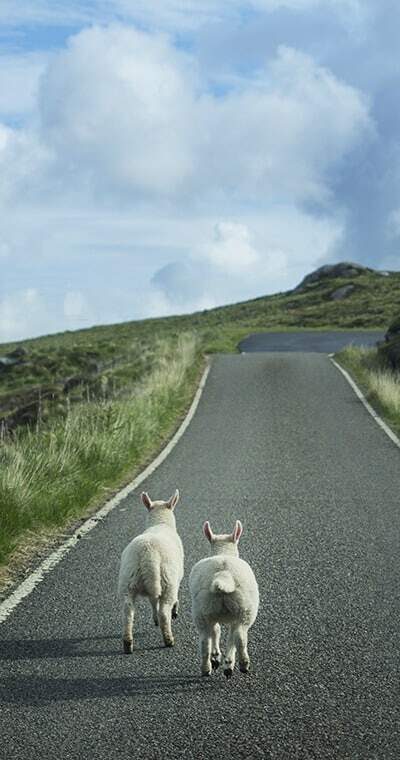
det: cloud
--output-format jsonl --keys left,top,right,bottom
{"left": 150, "top": 209, "right": 344, "bottom": 314}
{"left": 0, "top": 123, "right": 52, "bottom": 204}
{"left": 200, "top": 222, "right": 259, "bottom": 274}
{"left": 37, "top": 25, "right": 198, "bottom": 200}
{"left": 0, "top": 288, "right": 49, "bottom": 342}
{"left": 0, "top": 16, "right": 388, "bottom": 343}
{"left": 0, "top": 53, "right": 47, "bottom": 119}
{"left": 0, "top": 0, "right": 371, "bottom": 34}
{"left": 15, "top": 27, "right": 370, "bottom": 211}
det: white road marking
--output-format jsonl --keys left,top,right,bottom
{"left": 0, "top": 362, "right": 211, "bottom": 624}
{"left": 330, "top": 356, "right": 400, "bottom": 450}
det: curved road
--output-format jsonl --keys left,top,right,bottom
{"left": 1, "top": 348, "right": 399, "bottom": 759}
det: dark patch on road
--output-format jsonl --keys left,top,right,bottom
{"left": 239, "top": 330, "right": 384, "bottom": 353}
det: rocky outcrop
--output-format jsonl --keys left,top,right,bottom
{"left": 294, "top": 262, "right": 372, "bottom": 293}
{"left": 379, "top": 316, "right": 400, "bottom": 371}
{"left": 329, "top": 284, "right": 356, "bottom": 301}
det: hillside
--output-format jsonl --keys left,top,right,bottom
{"left": 1, "top": 261, "right": 399, "bottom": 431}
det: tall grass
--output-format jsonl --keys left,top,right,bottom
{"left": 368, "top": 370, "right": 400, "bottom": 415}
{"left": 0, "top": 333, "right": 201, "bottom": 566}
{"left": 335, "top": 344, "right": 400, "bottom": 433}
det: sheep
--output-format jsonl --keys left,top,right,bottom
{"left": 189, "top": 519, "right": 259, "bottom": 678}
{"left": 117, "top": 489, "right": 183, "bottom": 652}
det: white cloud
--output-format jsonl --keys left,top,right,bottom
{"left": 38, "top": 25, "right": 197, "bottom": 198}
{"left": 150, "top": 208, "right": 344, "bottom": 315}
{"left": 0, "top": 123, "right": 52, "bottom": 204}
{"left": 16, "top": 28, "right": 370, "bottom": 210}
{"left": 200, "top": 222, "right": 259, "bottom": 274}
{"left": 197, "top": 46, "right": 373, "bottom": 205}
{"left": 0, "top": 289, "right": 49, "bottom": 342}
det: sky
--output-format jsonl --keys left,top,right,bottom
{"left": 0, "top": 0, "right": 399, "bottom": 342}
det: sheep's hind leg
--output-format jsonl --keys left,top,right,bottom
{"left": 159, "top": 601, "right": 174, "bottom": 647}
{"left": 210, "top": 623, "right": 222, "bottom": 670}
{"left": 236, "top": 626, "right": 250, "bottom": 673}
{"left": 224, "top": 625, "right": 237, "bottom": 678}
{"left": 199, "top": 627, "right": 212, "bottom": 676}
{"left": 150, "top": 597, "right": 159, "bottom": 627}
{"left": 122, "top": 596, "right": 135, "bottom": 654}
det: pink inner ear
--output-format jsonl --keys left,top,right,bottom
{"left": 141, "top": 492, "right": 152, "bottom": 510}
{"left": 233, "top": 520, "right": 243, "bottom": 542}
{"left": 203, "top": 521, "right": 213, "bottom": 542}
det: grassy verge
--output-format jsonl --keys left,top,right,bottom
{"left": 335, "top": 345, "right": 400, "bottom": 437}
{"left": 0, "top": 333, "right": 203, "bottom": 578}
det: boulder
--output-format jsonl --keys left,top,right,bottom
{"left": 378, "top": 315, "right": 400, "bottom": 371}
{"left": 294, "top": 261, "right": 372, "bottom": 293}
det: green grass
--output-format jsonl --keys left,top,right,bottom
{"left": 335, "top": 345, "right": 400, "bottom": 437}
{"left": 0, "top": 333, "right": 203, "bottom": 568}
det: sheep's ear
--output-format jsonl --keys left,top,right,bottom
{"left": 232, "top": 520, "right": 243, "bottom": 543}
{"left": 141, "top": 492, "right": 152, "bottom": 510}
{"left": 203, "top": 521, "right": 214, "bottom": 542}
{"left": 168, "top": 489, "right": 180, "bottom": 510}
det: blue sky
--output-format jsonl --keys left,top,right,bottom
{"left": 0, "top": 0, "right": 399, "bottom": 341}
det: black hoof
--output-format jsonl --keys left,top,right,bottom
{"left": 211, "top": 658, "right": 220, "bottom": 670}
{"left": 164, "top": 638, "right": 175, "bottom": 648}
{"left": 224, "top": 668, "right": 233, "bottom": 679}
{"left": 123, "top": 639, "right": 133, "bottom": 654}
{"left": 171, "top": 610, "right": 178, "bottom": 620}
{"left": 239, "top": 664, "right": 250, "bottom": 674}
{"left": 202, "top": 670, "right": 211, "bottom": 677}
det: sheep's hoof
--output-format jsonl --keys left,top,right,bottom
{"left": 164, "top": 638, "right": 175, "bottom": 648}
{"left": 211, "top": 656, "right": 221, "bottom": 670}
{"left": 202, "top": 669, "right": 211, "bottom": 677}
{"left": 224, "top": 667, "right": 233, "bottom": 679}
{"left": 239, "top": 663, "right": 250, "bottom": 674}
{"left": 123, "top": 639, "right": 133, "bottom": 654}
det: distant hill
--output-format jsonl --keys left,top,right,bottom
{"left": 1, "top": 261, "right": 399, "bottom": 430}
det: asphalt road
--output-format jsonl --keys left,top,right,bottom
{"left": 238, "top": 330, "right": 385, "bottom": 353}
{"left": 1, "top": 351, "right": 399, "bottom": 759}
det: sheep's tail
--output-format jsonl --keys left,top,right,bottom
{"left": 140, "top": 543, "right": 162, "bottom": 599}
{"left": 211, "top": 571, "right": 235, "bottom": 594}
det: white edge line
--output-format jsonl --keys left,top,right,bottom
{"left": 0, "top": 362, "right": 211, "bottom": 624}
{"left": 330, "top": 356, "right": 400, "bottom": 450}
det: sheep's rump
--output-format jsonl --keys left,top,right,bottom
{"left": 189, "top": 556, "right": 259, "bottom": 627}
{"left": 118, "top": 533, "right": 182, "bottom": 601}
{"left": 211, "top": 570, "right": 235, "bottom": 594}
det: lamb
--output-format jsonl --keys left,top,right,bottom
{"left": 189, "top": 519, "right": 259, "bottom": 678}
{"left": 117, "top": 489, "right": 183, "bottom": 652}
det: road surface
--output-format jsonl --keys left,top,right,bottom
{"left": 1, "top": 348, "right": 399, "bottom": 759}
{"left": 238, "top": 330, "right": 384, "bottom": 353}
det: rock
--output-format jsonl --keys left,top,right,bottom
{"left": 294, "top": 261, "right": 372, "bottom": 293}
{"left": 330, "top": 284, "right": 355, "bottom": 301}
{"left": 7, "top": 347, "right": 27, "bottom": 359}
{"left": 378, "top": 315, "right": 400, "bottom": 371}
{"left": 385, "top": 315, "right": 400, "bottom": 343}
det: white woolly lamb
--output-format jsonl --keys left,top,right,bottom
{"left": 117, "top": 489, "right": 183, "bottom": 652}
{"left": 189, "top": 520, "right": 259, "bottom": 677}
